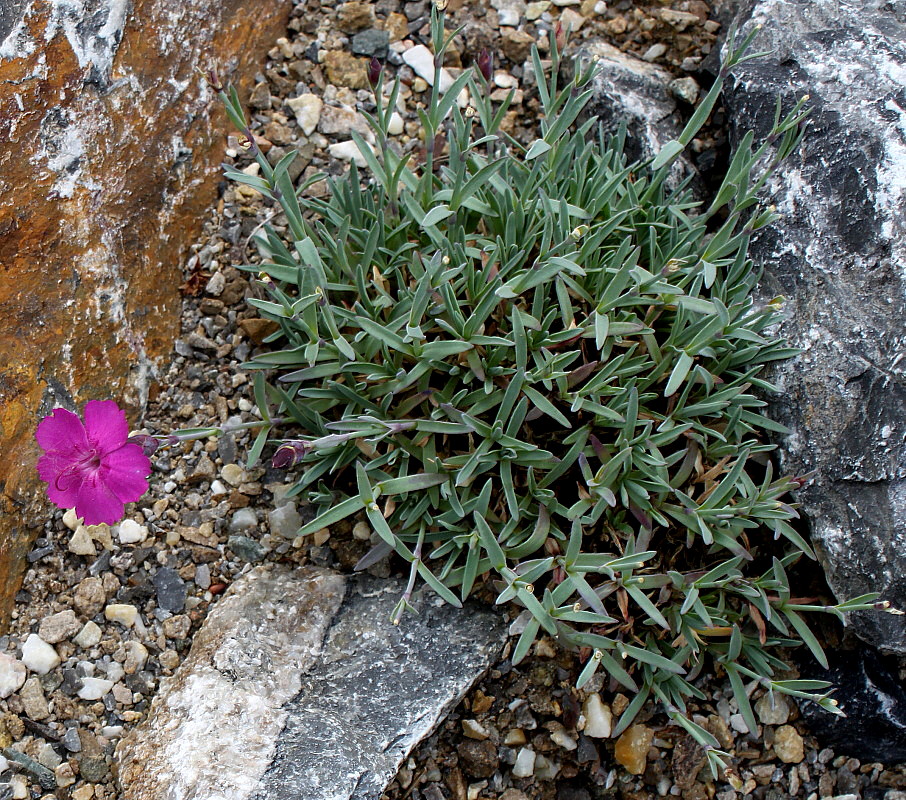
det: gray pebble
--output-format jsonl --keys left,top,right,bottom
{"left": 62, "top": 727, "right": 82, "bottom": 753}
{"left": 351, "top": 29, "right": 389, "bottom": 57}
{"left": 229, "top": 508, "right": 259, "bottom": 532}
{"left": 153, "top": 568, "right": 188, "bottom": 613}
{"left": 227, "top": 535, "right": 266, "bottom": 563}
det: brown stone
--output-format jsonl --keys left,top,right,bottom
{"left": 322, "top": 51, "right": 369, "bottom": 89}
{"left": 238, "top": 318, "right": 280, "bottom": 344}
{"left": 0, "top": 0, "right": 291, "bottom": 632}
{"left": 501, "top": 30, "right": 536, "bottom": 63}
{"left": 336, "top": 2, "right": 377, "bottom": 33}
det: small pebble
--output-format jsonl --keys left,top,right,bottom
{"left": 104, "top": 603, "right": 139, "bottom": 627}
{"left": 38, "top": 609, "right": 80, "bottom": 644}
{"left": 755, "top": 692, "right": 791, "bottom": 725}
{"left": 74, "top": 621, "right": 102, "bottom": 649}
{"left": 21, "top": 634, "right": 61, "bottom": 674}
{"left": 221, "top": 463, "right": 245, "bottom": 487}
{"left": 19, "top": 676, "right": 50, "bottom": 719}
{"left": 68, "top": 525, "right": 96, "bottom": 556}
{"left": 268, "top": 504, "right": 303, "bottom": 538}
{"left": 62, "top": 508, "right": 81, "bottom": 530}
{"left": 614, "top": 724, "right": 653, "bottom": 775}
{"left": 642, "top": 43, "right": 668, "bottom": 62}
{"left": 513, "top": 747, "right": 536, "bottom": 778}
{"left": 0, "top": 653, "right": 27, "bottom": 698}
{"left": 462, "top": 719, "right": 490, "bottom": 740}
{"left": 774, "top": 725, "right": 805, "bottom": 763}
{"left": 117, "top": 518, "right": 148, "bottom": 544}
{"left": 582, "top": 694, "right": 612, "bottom": 738}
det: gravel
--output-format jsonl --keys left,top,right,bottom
{"left": 3, "top": 1, "right": 903, "bottom": 798}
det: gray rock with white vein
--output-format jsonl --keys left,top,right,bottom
{"left": 116, "top": 565, "right": 506, "bottom": 799}
{"left": 723, "top": 0, "right": 906, "bottom": 651}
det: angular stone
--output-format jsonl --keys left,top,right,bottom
{"left": 0, "top": 654, "right": 27, "bottom": 699}
{"left": 614, "top": 724, "right": 653, "bottom": 775}
{"left": 0, "top": 0, "right": 291, "bottom": 635}
{"left": 286, "top": 95, "right": 323, "bottom": 136}
{"left": 579, "top": 42, "right": 695, "bottom": 188}
{"left": 73, "top": 621, "right": 102, "bottom": 650}
{"left": 722, "top": 0, "right": 906, "bottom": 652}
{"left": 20, "top": 634, "right": 60, "bottom": 675}
{"left": 73, "top": 577, "right": 106, "bottom": 618}
{"left": 772, "top": 725, "right": 805, "bottom": 764}
{"left": 153, "top": 567, "right": 187, "bottom": 613}
{"left": 116, "top": 565, "right": 347, "bottom": 797}
{"left": 581, "top": 693, "right": 612, "bottom": 738}
{"left": 252, "top": 575, "right": 506, "bottom": 799}
{"left": 19, "top": 676, "right": 50, "bottom": 720}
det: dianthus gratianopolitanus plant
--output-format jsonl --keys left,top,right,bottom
{"left": 217, "top": 7, "right": 879, "bottom": 773}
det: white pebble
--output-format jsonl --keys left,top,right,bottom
{"left": 494, "top": 71, "right": 518, "bottom": 89}
{"left": 513, "top": 747, "right": 536, "bottom": 778}
{"left": 104, "top": 604, "right": 138, "bottom": 627}
{"left": 0, "top": 755, "right": 7, "bottom": 773}
{"left": 729, "top": 712, "right": 751, "bottom": 734}
{"left": 286, "top": 94, "right": 323, "bottom": 136}
{"left": 68, "top": 525, "right": 96, "bottom": 556}
{"left": 551, "top": 728, "right": 577, "bottom": 750}
{"left": 210, "top": 479, "right": 228, "bottom": 497}
{"left": 74, "top": 621, "right": 102, "bottom": 649}
{"left": 21, "top": 634, "right": 60, "bottom": 675}
{"left": 100, "top": 725, "right": 124, "bottom": 739}
{"left": 582, "top": 694, "right": 613, "bottom": 738}
{"left": 329, "top": 140, "right": 375, "bottom": 167}
{"left": 0, "top": 654, "right": 27, "bottom": 698}
{"left": 10, "top": 775, "right": 27, "bottom": 799}
{"left": 388, "top": 112, "right": 404, "bottom": 135}
{"left": 117, "top": 519, "right": 148, "bottom": 544}
{"left": 77, "top": 677, "right": 114, "bottom": 701}
{"left": 62, "top": 508, "right": 81, "bottom": 530}
{"left": 402, "top": 44, "right": 458, "bottom": 93}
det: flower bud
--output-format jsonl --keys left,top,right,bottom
{"left": 434, "top": 0, "right": 449, "bottom": 10}
{"left": 368, "top": 56, "right": 382, "bottom": 89}
{"left": 477, "top": 49, "right": 493, "bottom": 81}
{"left": 554, "top": 21, "right": 566, "bottom": 52}
{"left": 271, "top": 440, "right": 311, "bottom": 468}
{"left": 207, "top": 68, "right": 223, "bottom": 93}
{"left": 126, "top": 434, "right": 161, "bottom": 457}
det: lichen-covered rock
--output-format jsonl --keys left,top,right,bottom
{"left": 0, "top": 0, "right": 290, "bottom": 630}
{"left": 723, "top": 0, "right": 906, "bottom": 653}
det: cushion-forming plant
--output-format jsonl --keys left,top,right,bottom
{"left": 220, "top": 9, "right": 876, "bottom": 772}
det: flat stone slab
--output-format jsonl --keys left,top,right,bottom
{"left": 116, "top": 565, "right": 506, "bottom": 799}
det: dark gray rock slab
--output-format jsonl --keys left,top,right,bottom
{"left": 253, "top": 575, "right": 506, "bottom": 800}
{"left": 723, "top": 0, "right": 906, "bottom": 653}
{"left": 116, "top": 565, "right": 506, "bottom": 799}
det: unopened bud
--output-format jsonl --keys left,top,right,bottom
{"left": 464, "top": 105, "right": 478, "bottom": 118}
{"left": 207, "top": 68, "right": 223, "bottom": 93}
{"left": 554, "top": 21, "right": 566, "bottom": 51}
{"left": 570, "top": 224, "right": 589, "bottom": 240}
{"left": 271, "top": 440, "right": 311, "bottom": 468}
{"left": 477, "top": 49, "right": 493, "bottom": 81}
{"left": 368, "top": 56, "right": 382, "bottom": 89}
{"left": 768, "top": 295, "right": 785, "bottom": 311}
{"left": 127, "top": 434, "right": 161, "bottom": 457}
{"left": 434, "top": 0, "right": 449, "bottom": 10}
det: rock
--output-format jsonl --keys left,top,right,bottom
{"left": 614, "top": 724, "right": 653, "bottom": 775}
{"left": 20, "top": 634, "right": 60, "bottom": 675}
{"left": 153, "top": 567, "right": 187, "bottom": 613}
{"left": 238, "top": 318, "right": 280, "bottom": 344}
{"left": 672, "top": 735, "right": 707, "bottom": 789}
{"left": 62, "top": 727, "right": 82, "bottom": 753}
{"left": 773, "top": 725, "right": 805, "bottom": 763}
{"left": 581, "top": 694, "right": 612, "bottom": 738}
{"left": 104, "top": 604, "right": 138, "bottom": 627}
{"left": 229, "top": 508, "right": 259, "bottom": 532}
{"left": 329, "top": 140, "right": 376, "bottom": 167}
{"left": 722, "top": 0, "right": 906, "bottom": 652}
{"left": 579, "top": 41, "right": 692, "bottom": 181}
{"left": 73, "top": 621, "right": 102, "bottom": 649}
{"left": 668, "top": 76, "right": 700, "bottom": 104}
{"left": 462, "top": 719, "right": 490, "bottom": 740}
{"left": 501, "top": 30, "right": 536, "bottom": 63}
{"left": 642, "top": 43, "right": 668, "bottom": 62}
{"left": 797, "top": 647, "right": 906, "bottom": 763}
{"left": 660, "top": 8, "right": 700, "bottom": 30}
{"left": 337, "top": 1, "right": 376, "bottom": 32}
{"left": 286, "top": 94, "right": 323, "bottom": 136}
{"left": 401, "top": 45, "right": 458, "bottom": 92}
{"left": 123, "top": 642, "right": 149, "bottom": 674}
{"left": 37, "top": 610, "right": 80, "bottom": 644}
{"left": 77, "top": 677, "right": 114, "bottom": 701}
{"left": 267, "top": 504, "right": 303, "bottom": 539}
{"left": 1, "top": 748, "right": 56, "bottom": 790}
{"left": 221, "top": 463, "right": 245, "bottom": 487}
{"left": 492, "top": 0, "right": 527, "bottom": 26}
{"left": 318, "top": 105, "right": 374, "bottom": 140}
{"left": 74, "top": 576, "right": 106, "bottom": 618}
{"left": 351, "top": 29, "right": 390, "bottom": 58}
{"left": 116, "top": 566, "right": 345, "bottom": 796}
{"left": 0, "top": 0, "right": 291, "bottom": 635}
{"left": 162, "top": 614, "right": 192, "bottom": 640}
{"left": 322, "top": 51, "right": 369, "bottom": 90}
{"left": 0, "top": 655, "right": 27, "bottom": 699}
{"left": 117, "top": 518, "right": 148, "bottom": 545}
{"left": 755, "top": 692, "right": 791, "bottom": 726}
{"left": 512, "top": 747, "right": 536, "bottom": 778}
{"left": 118, "top": 568, "right": 504, "bottom": 800}
{"left": 19, "top": 676, "right": 50, "bottom": 720}
{"left": 189, "top": 455, "right": 216, "bottom": 482}
{"left": 68, "top": 526, "right": 96, "bottom": 557}
{"left": 457, "top": 739, "right": 498, "bottom": 778}
{"left": 249, "top": 81, "right": 271, "bottom": 110}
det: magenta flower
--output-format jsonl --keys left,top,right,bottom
{"left": 35, "top": 400, "right": 151, "bottom": 526}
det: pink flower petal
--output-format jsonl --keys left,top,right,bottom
{"left": 75, "top": 472, "right": 125, "bottom": 526}
{"left": 35, "top": 408, "right": 88, "bottom": 455}
{"left": 37, "top": 453, "right": 81, "bottom": 509}
{"left": 101, "top": 444, "right": 150, "bottom": 503}
{"left": 83, "top": 400, "right": 130, "bottom": 455}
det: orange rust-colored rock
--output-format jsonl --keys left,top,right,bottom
{"left": 0, "top": 0, "right": 291, "bottom": 629}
